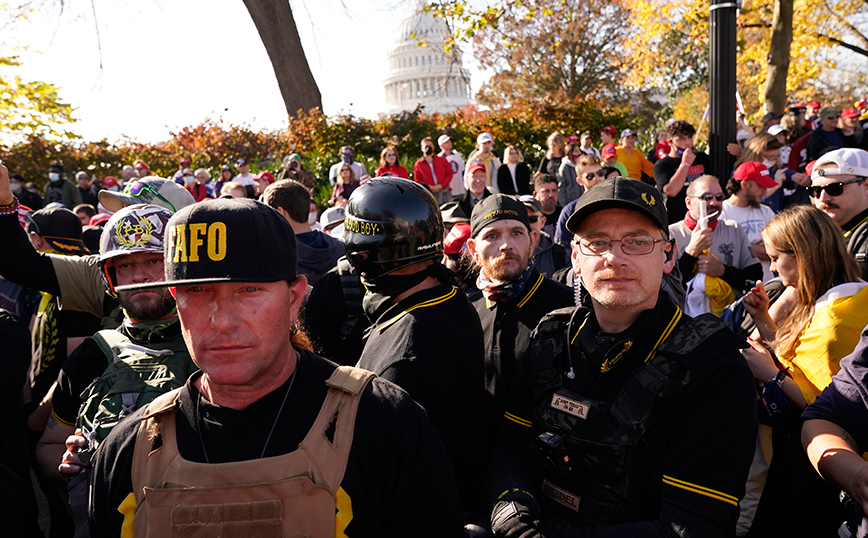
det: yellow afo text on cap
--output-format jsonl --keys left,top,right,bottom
{"left": 166, "top": 223, "right": 227, "bottom": 263}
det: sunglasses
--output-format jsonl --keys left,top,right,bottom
{"left": 385, "top": 153, "right": 397, "bottom": 157}
{"left": 585, "top": 170, "right": 608, "bottom": 181}
{"left": 527, "top": 215, "right": 540, "bottom": 223}
{"left": 809, "top": 177, "right": 865, "bottom": 198}
{"left": 690, "top": 193, "right": 726, "bottom": 202}
{"left": 124, "top": 181, "right": 176, "bottom": 212}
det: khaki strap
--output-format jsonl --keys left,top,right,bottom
{"left": 131, "top": 389, "right": 182, "bottom": 507}
{"left": 300, "top": 366, "right": 375, "bottom": 492}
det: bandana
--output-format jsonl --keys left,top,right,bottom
{"left": 477, "top": 261, "right": 535, "bottom": 305}
{"left": 683, "top": 210, "right": 719, "bottom": 232}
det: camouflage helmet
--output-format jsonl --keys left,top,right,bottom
{"left": 99, "top": 204, "right": 172, "bottom": 294}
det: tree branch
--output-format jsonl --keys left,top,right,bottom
{"left": 815, "top": 32, "right": 868, "bottom": 57}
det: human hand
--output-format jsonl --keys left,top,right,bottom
{"left": 685, "top": 226, "right": 713, "bottom": 257}
{"left": 774, "top": 168, "right": 787, "bottom": 184}
{"left": 743, "top": 280, "right": 770, "bottom": 318}
{"left": 741, "top": 338, "right": 780, "bottom": 382}
{"left": 791, "top": 172, "right": 810, "bottom": 186}
{"left": 726, "top": 143, "right": 742, "bottom": 158}
{"left": 430, "top": 184, "right": 444, "bottom": 193}
{"left": 59, "top": 429, "right": 89, "bottom": 478}
{"left": 697, "top": 253, "right": 724, "bottom": 277}
{"left": 0, "top": 160, "right": 12, "bottom": 206}
{"left": 681, "top": 148, "right": 696, "bottom": 166}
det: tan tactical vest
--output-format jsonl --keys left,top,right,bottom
{"left": 130, "top": 366, "right": 375, "bottom": 538}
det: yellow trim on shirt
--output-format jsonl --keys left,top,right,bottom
{"left": 844, "top": 213, "right": 868, "bottom": 238}
{"left": 516, "top": 273, "right": 544, "bottom": 308}
{"left": 644, "top": 307, "right": 682, "bottom": 363}
{"left": 375, "top": 287, "right": 457, "bottom": 333}
{"left": 662, "top": 475, "right": 738, "bottom": 507}
{"left": 504, "top": 412, "right": 532, "bottom": 428}
{"left": 51, "top": 409, "right": 75, "bottom": 427}
{"left": 119, "top": 492, "right": 136, "bottom": 538}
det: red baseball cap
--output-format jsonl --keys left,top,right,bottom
{"left": 808, "top": 100, "right": 822, "bottom": 108}
{"left": 256, "top": 171, "right": 275, "bottom": 183}
{"left": 180, "top": 157, "right": 191, "bottom": 165}
{"left": 733, "top": 161, "right": 776, "bottom": 188}
{"left": 601, "top": 144, "right": 617, "bottom": 157}
{"left": 600, "top": 126, "right": 617, "bottom": 137}
{"left": 444, "top": 222, "right": 471, "bottom": 255}
{"left": 843, "top": 108, "right": 861, "bottom": 119}
{"left": 467, "top": 161, "right": 487, "bottom": 175}
{"left": 103, "top": 176, "right": 118, "bottom": 188}
{"left": 805, "top": 160, "right": 817, "bottom": 176}
{"left": 566, "top": 134, "right": 579, "bottom": 144}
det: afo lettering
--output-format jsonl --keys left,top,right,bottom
{"left": 345, "top": 218, "right": 382, "bottom": 236}
{"left": 167, "top": 222, "right": 227, "bottom": 263}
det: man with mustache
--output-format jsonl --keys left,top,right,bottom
{"left": 465, "top": 194, "right": 572, "bottom": 440}
{"left": 488, "top": 178, "right": 756, "bottom": 536}
{"left": 809, "top": 148, "right": 868, "bottom": 280}
{"left": 668, "top": 175, "right": 762, "bottom": 296}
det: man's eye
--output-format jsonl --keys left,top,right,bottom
{"left": 627, "top": 238, "right": 648, "bottom": 247}
{"left": 587, "top": 240, "right": 608, "bottom": 248}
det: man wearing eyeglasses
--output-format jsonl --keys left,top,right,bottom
{"left": 810, "top": 148, "right": 868, "bottom": 279}
{"left": 807, "top": 107, "right": 847, "bottom": 162}
{"left": 488, "top": 177, "right": 756, "bottom": 537}
{"left": 668, "top": 175, "right": 762, "bottom": 296}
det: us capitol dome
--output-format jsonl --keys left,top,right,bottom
{"left": 384, "top": 1, "right": 473, "bottom": 114}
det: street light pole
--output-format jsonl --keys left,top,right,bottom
{"left": 709, "top": 0, "right": 738, "bottom": 181}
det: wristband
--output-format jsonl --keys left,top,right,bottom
{"left": 0, "top": 197, "right": 19, "bottom": 216}
{"left": 767, "top": 367, "right": 788, "bottom": 387}
{"left": 679, "top": 163, "right": 690, "bottom": 169}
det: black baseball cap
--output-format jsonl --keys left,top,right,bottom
{"left": 115, "top": 197, "right": 298, "bottom": 291}
{"left": 470, "top": 194, "right": 530, "bottom": 238}
{"left": 565, "top": 177, "right": 669, "bottom": 236}
{"left": 25, "top": 207, "right": 89, "bottom": 255}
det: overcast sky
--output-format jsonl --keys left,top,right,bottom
{"left": 6, "top": 0, "right": 480, "bottom": 143}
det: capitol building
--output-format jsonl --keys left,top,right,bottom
{"left": 384, "top": 1, "right": 473, "bottom": 115}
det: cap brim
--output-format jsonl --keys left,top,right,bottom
{"left": 44, "top": 238, "right": 90, "bottom": 256}
{"left": 115, "top": 276, "right": 291, "bottom": 293}
{"left": 565, "top": 199, "right": 667, "bottom": 236}
{"left": 99, "top": 190, "right": 136, "bottom": 213}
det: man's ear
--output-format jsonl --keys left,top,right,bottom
{"left": 663, "top": 239, "right": 677, "bottom": 273}
{"left": 571, "top": 241, "right": 581, "bottom": 276}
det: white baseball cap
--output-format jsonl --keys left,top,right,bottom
{"left": 812, "top": 148, "right": 868, "bottom": 180}
{"left": 477, "top": 132, "right": 494, "bottom": 145}
{"left": 620, "top": 128, "right": 638, "bottom": 138}
{"left": 767, "top": 125, "right": 786, "bottom": 136}
{"left": 811, "top": 148, "right": 868, "bottom": 179}
{"left": 437, "top": 134, "right": 451, "bottom": 146}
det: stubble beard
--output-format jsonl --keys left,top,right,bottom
{"left": 119, "top": 289, "right": 177, "bottom": 321}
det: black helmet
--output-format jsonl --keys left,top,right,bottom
{"left": 344, "top": 177, "right": 444, "bottom": 279}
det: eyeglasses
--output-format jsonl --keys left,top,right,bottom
{"left": 825, "top": 115, "right": 841, "bottom": 120}
{"left": 385, "top": 153, "right": 397, "bottom": 157}
{"left": 574, "top": 235, "right": 664, "bottom": 256}
{"left": 809, "top": 177, "right": 865, "bottom": 198}
{"left": 124, "top": 181, "right": 176, "bottom": 212}
{"left": 689, "top": 193, "right": 726, "bottom": 202}
{"left": 585, "top": 170, "right": 607, "bottom": 181}
{"left": 527, "top": 215, "right": 540, "bottom": 223}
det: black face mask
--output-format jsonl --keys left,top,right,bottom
{"left": 424, "top": 146, "right": 434, "bottom": 156}
{"left": 361, "top": 263, "right": 452, "bottom": 321}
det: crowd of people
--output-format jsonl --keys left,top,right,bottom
{"left": 5, "top": 97, "right": 868, "bottom": 537}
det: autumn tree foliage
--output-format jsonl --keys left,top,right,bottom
{"left": 469, "top": 0, "right": 631, "bottom": 107}
{"left": 621, "top": 0, "right": 868, "bottom": 116}
{"left": 0, "top": 55, "right": 76, "bottom": 142}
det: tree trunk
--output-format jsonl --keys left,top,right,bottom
{"left": 243, "top": 0, "right": 322, "bottom": 117}
{"left": 763, "top": 0, "right": 794, "bottom": 114}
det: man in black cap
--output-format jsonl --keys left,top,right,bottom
{"left": 88, "top": 197, "right": 464, "bottom": 537}
{"left": 465, "top": 194, "right": 572, "bottom": 443}
{"left": 344, "top": 177, "right": 486, "bottom": 515}
{"left": 488, "top": 178, "right": 756, "bottom": 537}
